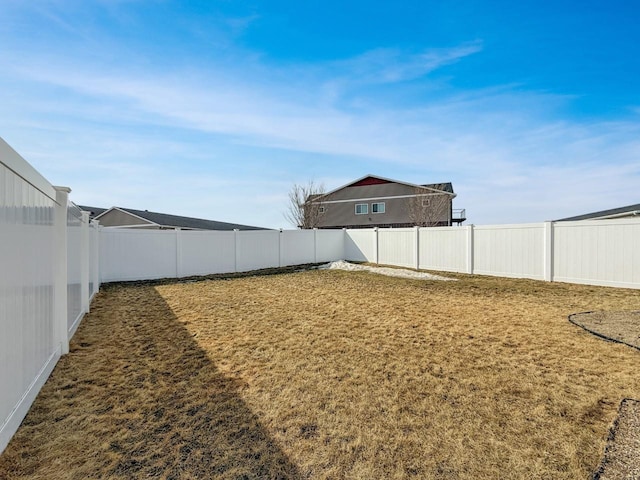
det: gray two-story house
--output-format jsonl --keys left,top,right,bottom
{"left": 308, "top": 175, "right": 465, "bottom": 229}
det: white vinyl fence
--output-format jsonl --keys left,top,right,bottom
{"left": 0, "top": 139, "right": 98, "bottom": 454}
{"left": 99, "top": 228, "right": 345, "bottom": 282}
{"left": 345, "top": 221, "right": 640, "bottom": 289}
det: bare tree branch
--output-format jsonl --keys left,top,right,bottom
{"left": 407, "top": 188, "right": 451, "bottom": 226}
{"left": 284, "top": 181, "right": 326, "bottom": 229}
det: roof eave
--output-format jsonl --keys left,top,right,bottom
{"left": 316, "top": 174, "right": 455, "bottom": 201}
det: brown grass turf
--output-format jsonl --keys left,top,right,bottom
{"left": 0, "top": 270, "right": 639, "bottom": 479}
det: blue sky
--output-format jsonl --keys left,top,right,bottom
{"left": 1, "top": 0, "right": 639, "bottom": 228}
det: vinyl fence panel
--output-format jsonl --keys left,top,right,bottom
{"left": 236, "top": 230, "right": 281, "bottom": 272}
{"left": 100, "top": 229, "right": 178, "bottom": 282}
{"left": 66, "top": 204, "right": 83, "bottom": 335}
{"left": 378, "top": 228, "right": 416, "bottom": 268}
{"left": 281, "top": 229, "right": 315, "bottom": 266}
{"left": 473, "top": 224, "right": 545, "bottom": 280}
{"left": 179, "top": 230, "right": 236, "bottom": 276}
{"left": 0, "top": 140, "right": 58, "bottom": 454}
{"left": 418, "top": 226, "right": 469, "bottom": 273}
{"left": 315, "top": 229, "right": 345, "bottom": 263}
{"left": 553, "top": 219, "right": 640, "bottom": 288}
{"left": 345, "top": 229, "right": 376, "bottom": 262}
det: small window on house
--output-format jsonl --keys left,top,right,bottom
{"left": 318, "top": 206, "right": 326, "bottom": 213}
{"left": 372, "top": 202, "right": 385, "bottom": 214}
{"left": 355, "top": 203, "right": 368, "bottom": 215}
{"left": 422, "top": 198, "right": 431, "bottom": 207}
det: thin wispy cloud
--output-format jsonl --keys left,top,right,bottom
{"left": 335, "top": 42, "right": 483, "bottom": 85}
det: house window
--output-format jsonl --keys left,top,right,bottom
{"left": 372, "top": 202, "right": 385, "bottom": 214}
{"left": 355, "top": 203, "right": 368, "bottom": 215}
{"left": 422, "top": 198, "right": 431, "bottom": 207}
{"left": 318, "top": 206, "right": 326, "bottom": 213}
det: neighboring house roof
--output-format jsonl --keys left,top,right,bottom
{"left": 315, "top": 174, "right": 456, "bottom": 201}
{"left": 79, "top": 206, "right": 266, "bottom": 231}
{"left": 556, "top": 203, "right": 640, "bottom": 221}
{"left": 79, "top": 206, "right": 108, "bottom": 218}
{"left": 422, "top": 182, "right": 454, "bottom": 194}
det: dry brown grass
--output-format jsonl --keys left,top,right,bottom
{"left": 1, "top": 270, "right": 639, "bottom": 479}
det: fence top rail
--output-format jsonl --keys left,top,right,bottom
{"left": 474, "top": 223, "right": 545, "bottom": 230}
{"left": 554, "top": 218, "right": 640, "bottom": 228}
{"left": 0, "top": 137, "right": 56, "bottom": 201}
{"left": 378, "top": 228, "right": 416, "bottom": 233}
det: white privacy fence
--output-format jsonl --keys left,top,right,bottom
{"left": 99, "top": 228, "right": 345, "bottom": 282}
{"left": 345, "top": 221, "right": 640, "bottom": 289}
{"left": 0, "top": 139, "right": 98, "bottom": 454}
{"left": 100, "top": 221, "right": 640, "bottom": 290}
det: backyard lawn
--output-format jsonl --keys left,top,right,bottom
{"left": 0, "top": 269, "right": 639, "bottom": 479}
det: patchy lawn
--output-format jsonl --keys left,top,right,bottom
{"left": 1, "top": 270, "right": 639, "bottom": 479}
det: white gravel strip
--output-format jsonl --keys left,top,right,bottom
{"left": 319, "top": 260, "right": 455, "bottom": 281}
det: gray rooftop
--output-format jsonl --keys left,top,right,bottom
{"left": 556, "top": 203, "right": 640, "bottom": 221}
{"left": 79, "top": 206, "right": 267, "bottom": 231}
{"left": 422, "top": 182, "right": 454, "bottom": 194}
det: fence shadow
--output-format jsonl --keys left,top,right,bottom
{"left": 0, "top": 285, "right": 301, "bottom": 479}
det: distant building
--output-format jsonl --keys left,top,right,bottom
{"left": 307, "top": 174, "right": 466, "bottom": 229}
{"left": 556, "top": 203, "right": 640, "bottom": 222}
{"left": 79, "top": 206, "right": 266, "bottom": 231}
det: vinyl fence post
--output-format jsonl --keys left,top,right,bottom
{"left": 342, "top": 228, "right": 347, "bottom": 260}
{"left": 92, "top": 221, "right": 100, "bottom": 295}
{"left": 543, "top": 221, "right": 554, "bottom": 282}
{"left": 374, "top": 227, "right": 379, "bottom": 265}
{"left": 279, "top": 228, "right": 284, "bottom": 268}
{"left": 313, "top": 228, "right": 318, "bottom": 263}
{"left": 466, "top": 224, "right": 474, "bottom": 275}
{"left": 80, "top": 211, "right": 90, "bottom": 314}
{"left": 175, "top": 228, "right": 182, "bottom": 278}
{"left": 414, "top": 226, "right": 420, "bottom": 270}
{"left": 233, "top": 229, "right": 239, "bottom": 273}
{"left": 53, "top": 186, "right": 70, "bottom": 355}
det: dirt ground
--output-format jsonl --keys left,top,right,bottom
{"left": 1, "top": 270, "right": 640, "bottom": 479}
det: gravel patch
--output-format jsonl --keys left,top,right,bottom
{"left": 569, "top": 310, "right": 640, "bottom": 351}
{"left": 319, "top": 260, "right": 455, "bottom": 281}
{"left": 593, "top": 399, "right": 640, "bottom": 480}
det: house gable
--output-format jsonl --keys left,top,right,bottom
{"left": 94, "top": 208, "right": 157, "bottom": 227}
{"left": 317, "top": 175, "right": 455, "bottom": 203}
{"left": 318, "top": 174, "right": 455, "bottom": 202}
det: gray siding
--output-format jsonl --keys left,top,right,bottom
{"left": 317, "top": 193, "right": 451, "bottom": 228}
{"left": 326, "top": 182, "right": 425, "bottom": 201}
{"left": 97, "top": 210, "right": 155, "bottom": 227}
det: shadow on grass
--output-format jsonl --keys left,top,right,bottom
{"left": 0, "top": 285, "right": 301, "bottom": 479}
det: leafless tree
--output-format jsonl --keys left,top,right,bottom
{"left": 408, "top": 188, "right": 451, "bottom": 227}
{"left": 284, "top": 181, "right": 326, "bottom": 229}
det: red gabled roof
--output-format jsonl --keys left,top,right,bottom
{"left": 350, "top": 176, "right": 392, "bottom": 187}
